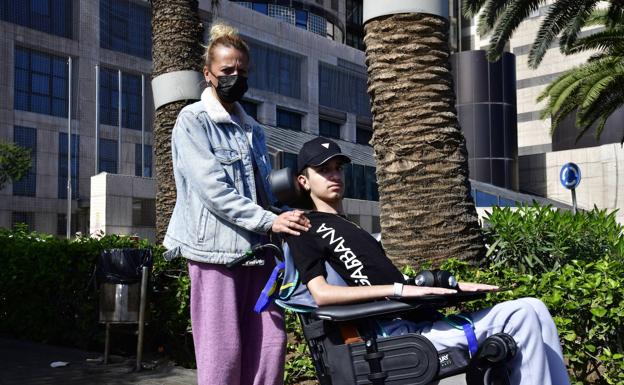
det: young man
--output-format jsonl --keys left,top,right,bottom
{"left": 285, "top": 137, "right": 571, "bottom": 385}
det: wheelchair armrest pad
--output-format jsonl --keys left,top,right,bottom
{"left": 311, "top": 292, "right": 486, "bottom": 322}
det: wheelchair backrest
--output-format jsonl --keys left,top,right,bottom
{"left": 260, "top": 242, "right": 348, "bottom": 313}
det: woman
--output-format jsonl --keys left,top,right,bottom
{"left": 163, "top": 23, "right": 310, "bottom": 385}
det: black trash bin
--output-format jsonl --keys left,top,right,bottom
{"left": 97, "top": 248, "right": 153, "bottom": 323}
{"left": 97, "top": 248, "right": 152, "bottom": 368}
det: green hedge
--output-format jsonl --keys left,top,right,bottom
{"left": 0, "top": 226, "right": 194, "bottom": 364}
{"left": 2, "top": 205, "right": 623, "bottom": 384}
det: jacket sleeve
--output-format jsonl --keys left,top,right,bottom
{"left": 172, "top": 110, "right": 277, "bottom": 234}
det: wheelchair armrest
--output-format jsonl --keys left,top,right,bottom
{"left": 311, "top": 292, "right": 486, "bottom": 322}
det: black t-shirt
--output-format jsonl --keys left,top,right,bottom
{"left": 285, "top": 212, "right": 405, "bottom": 286}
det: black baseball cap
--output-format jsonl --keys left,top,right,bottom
{"left": 297, "top": 137, "right": 351, "bottom": 173}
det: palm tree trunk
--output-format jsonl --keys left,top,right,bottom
{"left": 364, "top": 13, "right": 485, "bottom": 267}
{"left": 151, "top": 0, "right": 204, "bottom": 243}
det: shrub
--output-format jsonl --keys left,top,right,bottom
{"left": 0, "top": 227, "right": 193, "bottom": 363}
{"left": 482, "top": 205, "right": 623, "bottom": 274}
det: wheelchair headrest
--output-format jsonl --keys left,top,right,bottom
{"left": 269, "top": 167, "right": 313, "bottom": 209}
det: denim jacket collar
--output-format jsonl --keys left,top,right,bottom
{"left": 201, "top": 87, "right": 252, "bottom": 129}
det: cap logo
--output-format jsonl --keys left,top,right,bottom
{"left": 321, "top": 143, "right": 330, "bottom": 149}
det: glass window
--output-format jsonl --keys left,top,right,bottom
{"left": 343, "top": 163, "right": 378, "bottom": 201}
{"left": 100, "top": 0, "right": 151, "bottom": 59}
{"left": 252, "top": 3, "right": 268, "bottom": 14}
{"left": 352, "top": 163, "right": 366, "bottom": 200}
{"left": 56, "top": 213, "right": 78, "bottom": 236}
{"left": 268, "top": 4, "right": 294, "bottom": 24}
{"left": 475, "top": 190, "right": 498, "bottom": 207}
{"left": 99, "top": 68, "right": 143, "bottom": 130}
{"left": 12, "top": 126, "right": 37, "bottom": 197}
{"left": 240, "top": 100, "right": 258, "bottom": 120}
{"left": 58, "top": 133, "right": 79, "bottom": 199}
{"left": 14, "top": 47, "right": 68, "bottom": 117}
{"left": 132, "top": 198, "right": 156, "bottom": 226}
{"left": 248, "top": 40, "right": 301, "bottom": 99}
{"left": 345, "top": 0, "right": 364, "bottom": 50}
{"left": 282, "top": 152, "right": 298, "bottom": 171}
{"left": 12, "top": 211, "right": 35, "bottom": 230}
{"left": 122, "top": 72, "right": 141, "bottom": 130}
{"left": 499, "top": 197, "right": 517, "bottom": 207}
{"left": 0, "top": 0, "right": 72, "bottom": 38}
{"left": 326, "top": 21, "right": 334, "bottom": 40}
{"left": 356, "top": 126, "right": 372, "bottom": 145}
{"left": 295, "top": 9, "right": 308, "bottom": 29}
{"left": 276, "top": 108, "right": 302, "bottom": 131}
{"left": 99, "top": 138, "right": 118, "bottom": 174}
{"left": 319, "top": 62, "right": 371, "bottom": 117}
{"left": 135, "top": 144, "right": 152, "bottom": 177}
{"left": 371, "top": 215, "right": 381, "bottom": 234}
{"left": 343, "top": 163, "right": 354, "bottom": 198}
{"left": 309, "top": 13, "right": 327, "bottom": 36}
{"left": 99, "top": 68, "right": 118, "bottom": 126}
{"left": 319, "top": 119, "right": 341, "bottom": 139}
{"left": 365, "top": 166, "right": 379, "bottom": 201}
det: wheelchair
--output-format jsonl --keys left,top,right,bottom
{"left": 242, "top": 168, "right": 519, "bottom": 385}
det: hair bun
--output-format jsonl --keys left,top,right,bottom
{"left": 209, "top": 23, "right": 239, "bottom": 43}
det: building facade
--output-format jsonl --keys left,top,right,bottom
{"left": 0, "top": 0, "right": 383, "bottom": 237}
{"left": 463, "top": 0, "right": 624, "bottom": 221}
{"left": 3, "top": 0, "right": 603, "bottom": 240}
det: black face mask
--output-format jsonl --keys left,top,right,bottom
{"left": 211, "top": 73, "right": 248, "bottom": 103}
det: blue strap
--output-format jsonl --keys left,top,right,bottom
{"left": 462, "top": 322, "right": 479, "bottom": 357}
{"left": 254, "top": 262, "right": 285, "bottom": 313}
{"left": 443, "top": 314, "right": 478, "bottom": 357}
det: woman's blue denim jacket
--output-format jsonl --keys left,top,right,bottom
{"left": 163, "top": 89, "right": 278, "bottom": 264}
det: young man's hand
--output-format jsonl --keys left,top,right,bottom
{"left": 272, "top": 210, "right": 311, "bottom": 235}
{"left": 457, "top": 282, "right": 499, "bottom": 292}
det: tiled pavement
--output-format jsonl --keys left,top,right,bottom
{"left": 0, "top": 337, "right": 197, "bottom": 385}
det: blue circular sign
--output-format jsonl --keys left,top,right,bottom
{"left": 560, "top": 163, "right": 581, "bottom": 190}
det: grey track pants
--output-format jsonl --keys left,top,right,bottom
{"left": 419, "top": 297, "right": 571, "bottom": 385}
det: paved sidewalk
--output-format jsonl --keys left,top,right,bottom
{"left": 0, "top": 337, "right": 197, "bottom": 385}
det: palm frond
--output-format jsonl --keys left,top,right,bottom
{"left": 485, "top": 0, "right": 544, "bottom": 62}
{"left": 527, "top": 0, "right": 598, "bottom": 68}
{"left": 476, "top": 0, "right": 515, "bottom": 36}
{"left": 606, "top": 2, "right": 624, "bottom": 27}
{"left": 558, "top": 1, "right": 599, "bottom": 53}
{"left": 543, "top": 75, "right": 584, "bottom": 118}
{"left": 539, "top": 56, "right": 624, "bottom": 140}
{"left": 565, "top": 28, "right": 624, "bottom": 55}
{"left": 575, "top": 89, "right": 624, "bottom": 141}
{"left": 583, "top": 8, "right": 609, "bottom": 26}
{"left": 462, "top": 0, "right": 490, "bottom": 17}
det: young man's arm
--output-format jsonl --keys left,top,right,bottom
{"left": 306, "top": 275, "right": 457, "bottom": 306}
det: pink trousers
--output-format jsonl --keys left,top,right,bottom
{"left": 188, "top": 260, "right": 286, "bottom": 385}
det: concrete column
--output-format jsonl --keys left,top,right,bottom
{"left": 343, "top": 112, "right": 357, "bottom": 142}
{"left": 259, "top": 101, "right": 277, "bottom": 127}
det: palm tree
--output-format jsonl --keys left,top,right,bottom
{"left": 364, "top": 12, "right": 485, "bottom": 267}
{"left": 463, "top": 0, "right": 624, "bottom": 68}
{"left": 151, "top": 0, "right": 204, "bottom": 242}
{"left": 538, "top": 10, "right": 624, "bottom": 142}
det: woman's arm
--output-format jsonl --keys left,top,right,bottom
{"left": 173, "top": 111, "right": 308, "bottom": 235}
{"left": 306, "top": 275, "right": 457, "bottom": 306}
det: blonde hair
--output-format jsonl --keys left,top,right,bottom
{"left": 203, "top": 23, "right": 250, "bottom": 69}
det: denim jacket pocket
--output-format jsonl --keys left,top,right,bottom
{"left": 197, "top": 206, "right": 215, "bottom": 244}
{"left": 214, "top": 147, "right": 242, "bottom": 184}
